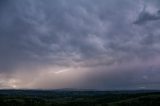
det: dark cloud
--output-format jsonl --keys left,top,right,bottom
{"left": 134, "top": 9, "right": 160, "bottom": 25}
{"left": 0, "top": 0, "right": 160, "bottom": 89}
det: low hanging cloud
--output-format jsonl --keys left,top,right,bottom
{"left": 134, "top": 8, "right": 160, "bottom": 25}
{"left": 0, "top": 0, "right": 160, "bottom": 89}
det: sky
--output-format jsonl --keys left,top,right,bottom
{"left": 0, "top": 0, "right": 160, "bottom": 90}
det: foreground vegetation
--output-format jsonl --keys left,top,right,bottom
{"left": 0, "top": 90, "right": 160, "bottom": 106}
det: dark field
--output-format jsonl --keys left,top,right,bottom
{"left": 0, "top": 90, "right": 160, "bottom": 106}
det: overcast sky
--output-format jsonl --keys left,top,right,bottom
{"left": 0, "top": 0, "right": 160, "bottom": 90}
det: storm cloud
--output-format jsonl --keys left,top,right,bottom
{"left": 0, "top": 0, "right": 160, "bottom": 90}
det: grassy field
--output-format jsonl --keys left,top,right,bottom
{"left": 0, "top": 90, "right": 160, "bottom": 106}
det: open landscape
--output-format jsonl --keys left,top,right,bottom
{"left": 0, "top": 90, "right": 160, "bottom": 106}
{"left": 1, "top": 0, "right": 160, "bottom": 105}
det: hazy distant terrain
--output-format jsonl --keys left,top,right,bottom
{"left": 0, "top": 90, "right": 160, "bottom": 106}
